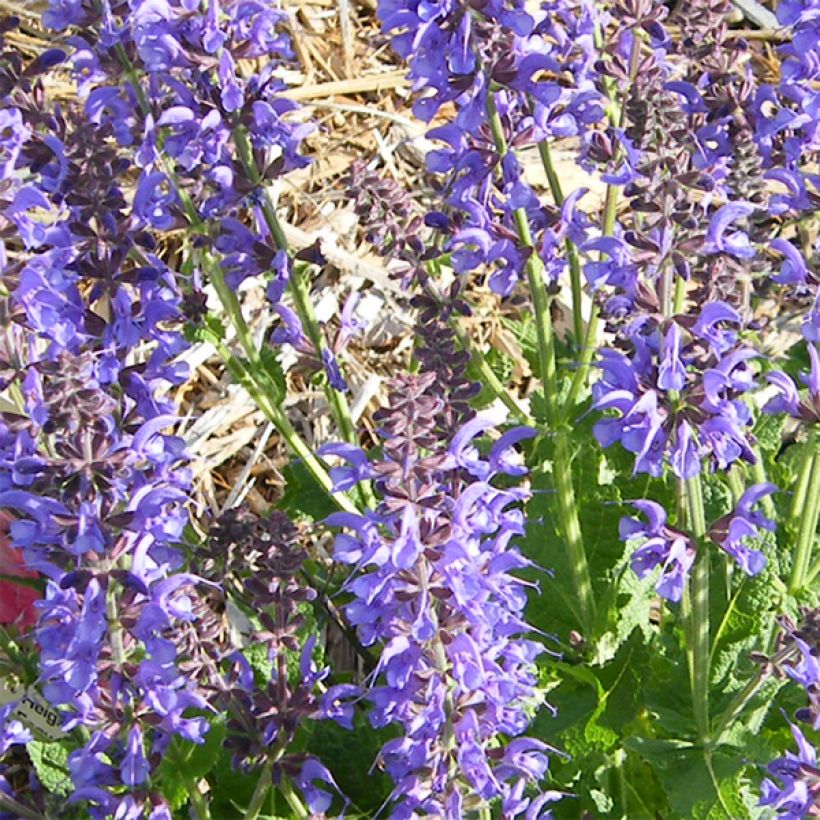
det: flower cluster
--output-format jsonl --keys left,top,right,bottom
{"left": 195, "top": 509, "right": 354, "bottom": 813}
{"left": 378, "top": 0, "right": 603, "bottom": 298}
{"left": 619, "top": 482, "right": 776, "bottom": 602}
{"left": 44, "top": 0, "right": 349, "bottom": 387}
{"left": 326, "top": 350, "right": 554, "bottom": 816}
{"left": 582, "top": 0, "right": 778, "bottom": 482}
{"left": 592, "top": 309, "right": 760, "bottom": 479}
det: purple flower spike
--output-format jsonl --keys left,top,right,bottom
{"left": 620, "top": 500, "right": 696, "bottom": 602}
{"left": 329, "top": 371, "right": 549, "bottom": 815}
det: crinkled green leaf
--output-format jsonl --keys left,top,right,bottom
{"left": 27, "top": 740, "right": 71, "bottom": 797}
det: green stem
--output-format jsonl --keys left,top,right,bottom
{"left": 0, "top": 793, "right": 41, "bottom": 820}
{"left": 105, "top": 582, "right": 126, "bottom": 666}
{"left": 708, "top": 646, "right": 791, "bottom": 748}
{"left": 565, "top": 308, "right": 600, "bottom": 411}
{"left": 788, "top": 429, "right": 820, "bottom": 594}
{"left": 203, "top": 253, "right": 260, "bottom": 366}
{"left": 565, "top": 33, "right": 643, "bottom": 409}
{"left": 750, "top": 453, "right": 776, "bottom": 519}
{"left": 279, "top": 777, "right": 309, "bottom": 817}
{"left": 682, "top": 475, "right": 710, "bottom": 742}
{"left": 233, "top": 125, "right": 373, "bottom": 510}
{"left": 486, "top": 95, "right": 558, "bottom": 427}
{"left": 554, "top": 430, "right": 595, "bottom": 633}
{"left": 789, "top": 428, "right": 816, "bottom": 523}
{"left": 243, "top": 764, "right": 273, "bottom": 820}
{"left": 805, "top": 552, "right": 820, "bottom": 586}
{"left": 486, "top": 90, "right": 595, "bottom": 634}
{"left": 704, "top": 749, "right": 734, "bottom": 817}
{"left": 537, "top": 140, "right": 585, "bottom": 347}
{"left": 186, "top": 778, "right": 212, "bottom": 820}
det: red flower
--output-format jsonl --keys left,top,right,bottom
{"left": 0, "top": 512, "right": 40, "bottom": 629}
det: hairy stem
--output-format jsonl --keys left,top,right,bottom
{"left": 103, "top": 558, "right": 126, "bottom": 666}
{"left": 486, "top": 90, "right": 595, "bottom": 634}
{"left": 0, "top": 792, "right": 41, "bottom": 820}
{"left": 682, "top": 475, "right": 710, "bottom": 742}
{"left": 279, "top": 777, "right": 309, "bottom": 817}
{"left": 788, "top": 429, "right": 820, "bottom": 594}
{"left": 186, "top": 778, "right": 212, "bottom": 820}
{"left": 243, "top": 763, "right": 273, "bottom": 820}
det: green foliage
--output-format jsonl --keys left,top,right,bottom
{"left": 467, "top": 345, "right": 513, "bottom": 408}
{"left": 155, "top": 719, "right": 226, "bottom": 810}
{"left": 307, "top": 713, "right": 394, "bottom": 815}
{"left": 257, "top": 347, "right": 287, "bottom": 401}
{"left": 277, "top": 459, "right": 338, "bottom": 521}
{"left": 27, "top": 740, "right": 72, "bottom": 797}
{"left": 520, "top": 409, "right": 668, "bottom": 657}
{"left": 207, "top": 747, "right": 261, "bottom": 817}
{"left": 184, "top": 312, "right": 226, "bottom": 347}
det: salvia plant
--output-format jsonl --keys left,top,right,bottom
{"left": 0, "top": 0, "right": 818, "bottom": 817}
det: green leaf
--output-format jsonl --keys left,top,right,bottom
{"left": 208, "top": 747, "right": 259, "bottom": 817}
{"left": 242, "top": 641, "right": 273, "bottom": 686}
{"left": 156, "top": 718, "right": 226, "bottom": 787}
{"left": 258, "top": 347, "right": 286, "bottom": 401}
{"left": 753, "top": 414, "right": 786, "bottom": 463}
{"left": 503, "top": 315, "right": 539, "bottom": 374}
{"left": 27, "top": 740, "right": 72, "bottom": 797}
{"left": 277, "top": 459, "right": 338, "bottom": 522}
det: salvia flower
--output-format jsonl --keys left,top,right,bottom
{"left": 764, "top": 343, "right": 820, "bottom": 423}
{"left": 770, "top": 609, "right": 820, "bottom": 732}
{"left": 759, "top": 722, "right": 820, "bottom": 819}
{"left": 619, "top": 500, "right": 696, "bottom": 602}
{"left": 708, "top": 483, "right": 777, "bottom": 576}
{"left": 199, "top": 509, "right": 354, "bottom": 813}
{"left": 592, "top": 310, "right": 758, "bottom": 479}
